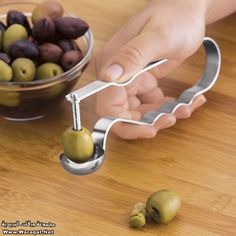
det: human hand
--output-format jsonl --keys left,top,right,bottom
{"left": 95, "top": 0, "right": 209, "bottom": 139}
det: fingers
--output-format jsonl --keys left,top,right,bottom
{"left": 111, "top": 97, "right": 177, "bottom": 139}
{"left": 98, "top": 29, "right": 176, "bottom": 83}
{"left": 138, "top": 87, "right": 164, "bottom": 104}
{"left": 111, "top": 123, "right": 157, "bottom": 139}
{"left": 95, "top": 85, "right": 142, "bottom": 121}
{"left": 96, "top": 67, "right": 207, "bottom": 140}
{"left": 96, "top": 86, "right": 128, "bottom": 117}
{"left": 126, "top": 72, "right": 158, "bottom": 96}
{"left": 96, "top": 0, "right": 205, "bottom": 84}
{"left": 150, "top": 59, "right": 185, "bottom": 79}
{"left": 110, "top": 95, "right": 206, "bottom": 139}
{"left": 128, "top": 96, "right": 141, "bottom": 110}
{"left": 158, "top": 115, "right": 176, "bottom": 130}
{"left": 126, "top": 71, "right": 166, "bottom": 109}
{"left": 96, "top": 71, "right": 160, "bottom": 114}
{"left": 135, "top": 97, "right": 175, "bottom": 116}
{"left": 174, "top": 95, "right": 207, "bottom": 119}
{"left": 192, "top": 95, "right": 207, "bottom": 110}
{"left": 95, "top": 11, "right": 150, "bottom": 71}
{"left": 111, "top": 114, "right": 176, "bottom": 139}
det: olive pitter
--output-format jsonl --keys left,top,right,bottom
{"left": 60, "top": 37, "right": 221, "bottom": 175}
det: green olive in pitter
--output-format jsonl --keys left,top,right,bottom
{"left": 62, "top": 127, "right": 94, "bottom": 163}
{"left": 146, "top": 189, "right": 181, "bottom": 224}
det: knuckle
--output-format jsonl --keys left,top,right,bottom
{"left": 119, "top": 46, "right": 143, "bottom": 65}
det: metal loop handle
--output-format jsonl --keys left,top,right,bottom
{"left": 92, "top": 37, "right": 221, "bottom": 149}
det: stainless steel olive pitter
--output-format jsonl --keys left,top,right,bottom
{"left": 60, "top": 37, "right": 221, "bottom": 175}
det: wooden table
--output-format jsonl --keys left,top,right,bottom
{"left": 0, "top": 0, "right": 236, "bottom": 235}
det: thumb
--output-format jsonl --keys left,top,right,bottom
{"left": 99, "top": 31, "right": 173, "bottom": 82}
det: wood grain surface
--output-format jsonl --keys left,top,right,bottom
{"left": 0, "top": 0, "right": 236, "bottom": 235}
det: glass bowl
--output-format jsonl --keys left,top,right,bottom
{"left": 0, "top": 1, "right": 93, "bottom": 121}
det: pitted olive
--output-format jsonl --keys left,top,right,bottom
{"left": 146, "top": 189, "right": 181, "bottom": 224}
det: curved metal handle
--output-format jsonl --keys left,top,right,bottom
{"left": 66, "top": 59, "right": 167, "bottom": 102}
{"left": 92, "top": 37, "right": 221, "bottom": 149}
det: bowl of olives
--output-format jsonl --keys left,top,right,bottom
{"left": 0, "top": 0, "right": 93, "bottom": 121}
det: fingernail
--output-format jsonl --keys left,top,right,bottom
{"left": 104, "top": 64, "right": 123, "bottom": 81}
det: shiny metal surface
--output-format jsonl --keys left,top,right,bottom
{"left": 68, "top": 59, "right": 167, "bottom": 132}
{"left": 65, "top": 59, "right": 167, "bottom": 102}
{"left": 60, "top": 37, "right": 221, "bottom": 175}
{"left": 70, "top": 94, "right": 82, "bottom": 131}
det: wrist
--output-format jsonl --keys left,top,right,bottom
{"left": 148, "top": 0, "right": 208, "bottom": 20}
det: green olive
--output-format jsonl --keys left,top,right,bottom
{"left": 62, "top": 127, "right": 94, "bottom": 163}
{"left": 37, "top": 63, "right": 63, "bottom": 80}
{"left": 146, "top": 189, "right": 181, "bottom": 224}
{"left": 0, "top": 60, "right": 13, "bottom": 82}
{"left": 3, "top": 24, "right": 28, "bottom": 53}
{"left": 0, "top": 91, "right": 20, "bottom": 107}
{"left": 12, "top": 58, "right": 36, "bottom": 82}
{"left": 129, "top": 202, "right": 146, "bottom": 228}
